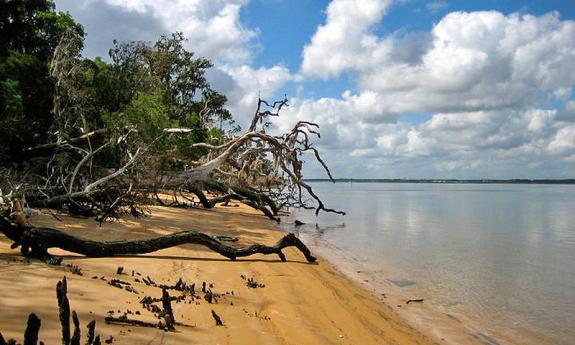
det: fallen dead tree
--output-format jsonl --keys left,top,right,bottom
{"left": 0, "top": 210, "right": 317, "bottom": 265}
{"left": 0, "top": 97, "right": 339, "bottom": 265}
{"left": 5, "top": 96, "right": 344, "bottom": 222}
{"left": 0, "top": 33, "right": 342, "bottom": 265}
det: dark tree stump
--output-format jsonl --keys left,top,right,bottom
{"left": 162, "top": 288, "right": 175, "bottom": 331}
{"left": 71, "top": 311, "right": 80, "bottom": 345}
{"left": 56, "top": 277, "right": 71, "bottom": 345}
{"left": 85, "top": 320, "right": 96, "bottom": 345}
{"left": 23, "top": 313, "right": 41, "bottom": 345}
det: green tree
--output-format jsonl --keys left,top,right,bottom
{"left": 108, "top": 33, "right": 233, "bottom": 134}
{"left": 102, "top": 33, "right": 235, "bottom": 164}
{"left": 0, "top": 0, "right": 84, "bottom": 163}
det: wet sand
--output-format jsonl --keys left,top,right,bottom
{"left": 0, "top": 203, "right": 446, "bottom": 344}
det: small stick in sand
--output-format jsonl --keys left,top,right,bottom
{"left": 406, "top": 298, "right": 424, "bottom": 304}
{"left": 211, "top": 310, "right": 224, "bottom": 326}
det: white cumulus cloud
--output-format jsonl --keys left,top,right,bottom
{"left": 102, "top": 0, "right": 257, "bottom": 64}
{"left": 294, "top": 4, "right": 575, "bottom": 177}
{"left": 300, "top": 0, "right": 394, "bottom": 79}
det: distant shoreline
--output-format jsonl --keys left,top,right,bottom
{"left": 305, "top": 178, "right": 575, "bottom": 184}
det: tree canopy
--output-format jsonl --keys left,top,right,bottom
{"left": 0, "top": 2, "right": 234, "bottom": 166}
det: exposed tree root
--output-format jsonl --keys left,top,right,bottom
{"left": 1, "top": 277, "right": 103, "bottom": 345}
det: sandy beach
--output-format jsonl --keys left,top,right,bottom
{"left": 0, "top": 203, "right": 442, "bottom": 345}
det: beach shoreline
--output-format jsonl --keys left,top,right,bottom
{"left": 0, "top": 203, "right": 446, "bottom": 345}
{"left": 291, "top": 231, "right": 497, "bottom": 345}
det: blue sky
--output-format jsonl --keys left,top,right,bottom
{"left": 244, "top": 0, "right": 575, "bottom": 71}
{"left": 55, "top": 0, "right": 575, "bottom": 179}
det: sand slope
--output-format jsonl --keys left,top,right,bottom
{"left": 0, "top": 204, "right": 438, "bottom": 345}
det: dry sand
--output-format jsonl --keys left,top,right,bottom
{"left": 0, "top": 203, "right": 441, "bottom": 345}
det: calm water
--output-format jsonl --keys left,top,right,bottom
{"left": 285, "top": 182, "right": 575, "bottom": 345}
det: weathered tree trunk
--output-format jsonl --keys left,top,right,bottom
{"left": 0, "top": 217, "right": 316, "bottom": 265}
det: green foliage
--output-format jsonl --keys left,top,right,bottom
{"left": 0, "top": 0, "right": 84, "bottom": 164}
{"left": 0, "top": 51, "right": 53, "bottom": 162}
{"left": 100, "top": 33, "right": 235, "bottom": 162}
{"left": 0, "top": 0, "right": 84, "bottom": 61}
{"left": 0, "top": 2, "right": 234, "bottom": 167}
{"left": 108, "top": 33, "right": 233, "bottom": 131}
{"left": 103, "top": 91, "right": 173, "bottom": 144}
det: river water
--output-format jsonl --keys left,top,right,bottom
{"left": 282, "top": 182, "right": 575, "bottom": 345}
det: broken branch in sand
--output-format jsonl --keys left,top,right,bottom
{"left": 162, "top": 288, "right": 176, "bottom": 331}
{"left": 104, "top": 316, "right": 158, "bottom": 329}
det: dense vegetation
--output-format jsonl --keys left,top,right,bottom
{"left": 0, "top": 0, "right": 235, "bottom": 166}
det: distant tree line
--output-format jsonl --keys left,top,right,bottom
{"left": 306, "top": 179, "right": 575, "bottom": 184}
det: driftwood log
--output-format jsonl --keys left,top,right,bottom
{"left": 0, "top": 216, "right": 316, "bottom": 265}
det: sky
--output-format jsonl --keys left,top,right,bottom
{"left": 54, "top": 0, "right": 575, "bottom": 179}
